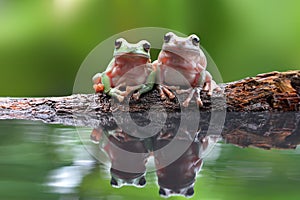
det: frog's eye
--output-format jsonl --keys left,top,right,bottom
{"left": 115, "top": 39, "right": 122, "bottom": 49}
{"left": 110, "top": 177, "right": 118, "bottom": 187}
{"left": 164, "top": 33, "right": 172, "bottom": 43}
{"left": 138, "top": 176, "right": 146, "bottom": 186}
{"left": 185, "top": 187, "right": 194, "bottom": 197}
{"left": 191, "top": 35, "right": 200, "bottom": 46}
{"left": 143, "top": 42, "right": 151, "bottom": 52}
{"left": 159, "top": 188, "right": 167, "bottom": 197}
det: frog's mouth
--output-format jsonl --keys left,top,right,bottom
{"left": 163, "top": 48, "right": 200, "bottom": 57}
{"left": 115, "top": 53, "right": 150, "bottom": 66}
{"left": 158, "top": 182, "right": 195, "bottom": 198}
{"left": 114, "top": 52, "right": 150, "bottom": 59}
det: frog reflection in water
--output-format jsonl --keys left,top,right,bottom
{"left": 91, "top": 128, "right": 215, "bottom": 198}
{"left": 91, "top": 128, "right": 149, "bottom": 188}
{"left": 154, "top": 134, "right": 214, "bottom": 198}
{"left": 92, "top": 38, "right": 155, "bottom": 102}
{"left": 153, "top": 32, "right": 221, "bottom": 107}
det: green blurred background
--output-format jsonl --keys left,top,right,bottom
{"left": 0, "top": 0, "right": 299, "bottom": 97}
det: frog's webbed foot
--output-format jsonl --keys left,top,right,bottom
{"left": 93, "top": 83, "right": 104, "bottom": 93}
{"left": 109, "top": 84, "right": 151, "bottom": 102}
{"left": 109, "top": 88, "right": 125, "bottom": 102}
{"left": 195, "top": 88, "right": 203, "bottom": 107}
{"left": 176, "top": 88, "right": 203, "bottom": 107}
{"left": 157, "top": 85, "right": 176, "bottom": 100}
{"left": 125, "top": 85, "right": 144, "bottom": 100}
{"left": 90, "top": 128, "right": 103, "bottom": 144}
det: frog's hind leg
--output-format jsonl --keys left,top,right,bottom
{"left": 203, "top": 79, "right": 221, "bottom": 96}
{"left": 109, "top": 88, "right": 125, "bottom": 102}
{"left": 182, "top": 88, "right": 195, "bottom": 107}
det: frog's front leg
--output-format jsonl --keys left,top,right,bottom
{"left": 100, "top": 73, "right": 125, "bottom": 102}
{"left": 192, "top": 71, "right": 221, "bottom": 107}
{"left": 132, "top": 67, "right": 156, "bottom": 100}
{"left": 154, "top": 62, "right": 177, "bottom": 100}
{"left": 202, "top": 71, "right": 221, "bottom": 95}
{"left": 175, "top": 71, "right": 207, "bottom": 107}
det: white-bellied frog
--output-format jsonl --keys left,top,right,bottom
{"left": 153, "top": 32, "right": 220, "bottom": 107}
{"left": 92, "top": 38, "right": 155, "bottom": 101}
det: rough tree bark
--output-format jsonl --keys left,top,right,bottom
{"left": 0, "top": 70, "right": 299, "bottom": 149}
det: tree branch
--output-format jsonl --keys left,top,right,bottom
{"left": 0, "top": 70, "right": 299, "bottom": 149}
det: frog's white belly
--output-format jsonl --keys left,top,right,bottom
{"left": 161, "top": 66, "right": 196, "bottom": 87}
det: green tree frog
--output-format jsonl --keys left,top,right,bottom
{"left": 93, "top": 38, "right": 155, "bottom": 102}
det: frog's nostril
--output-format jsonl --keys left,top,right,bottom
{"left": 115, "top": 40, "right": 122, "bottom": 49}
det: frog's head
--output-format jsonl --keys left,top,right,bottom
{"left": 154, "top": 139, "right": 202, "bottom": 198}
{"left": 110, "top": 169, "right": 146, "bottom": 188}
{"left": 158, "top": 184, "right": 195, "bottom": 198}
{"left": 157, "top": 163, "right": 200, "bottom": 198}
{"left": 113, "top": 38, "right": 151, "bottom": 59}
{"left": 162, "top": 32, "right": 201, "bottom": 55}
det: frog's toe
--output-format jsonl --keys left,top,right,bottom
{"left": 158, "top": 85, "right": 175, "bottom": 99}
{"left": 110, "top": 89, "right": 125, "bottom": 102}
{"left": 195, "top": 88, "right": 203, "bottom": 107}
{"left": 182, "top": 99, "right": 190, "bottom": 107}
{"left": 212, "top": 81, "right": 222, "bottom": 93}
{"left": 157, "top": 85, "right": 167, "bottom": 100}
{"left": 208, "top": 90, "right": 213, "bottom": 96}
{"left": 116, "top": 95, "right": 124, "bottom": 102}
{"left": 196, "top": 97, "right": 203, "bottom": 107}
{"left": 205, "top": 80, "right": 221, "bottom": 95}
{"left": 132, "top": 92, "right": 140, "bottom": 100}
{"left": 163, "top": 87, "right": 175, "bottom": 99}
{"left": 182, "top": 88, "right": 195, "bottom": 107}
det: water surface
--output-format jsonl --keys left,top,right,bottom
{"left": 0, "top": 120, "right": 299, "bottom": 200}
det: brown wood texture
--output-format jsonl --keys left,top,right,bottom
{"left": 0, "top": 70, "right": 299, "bottom": 149}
